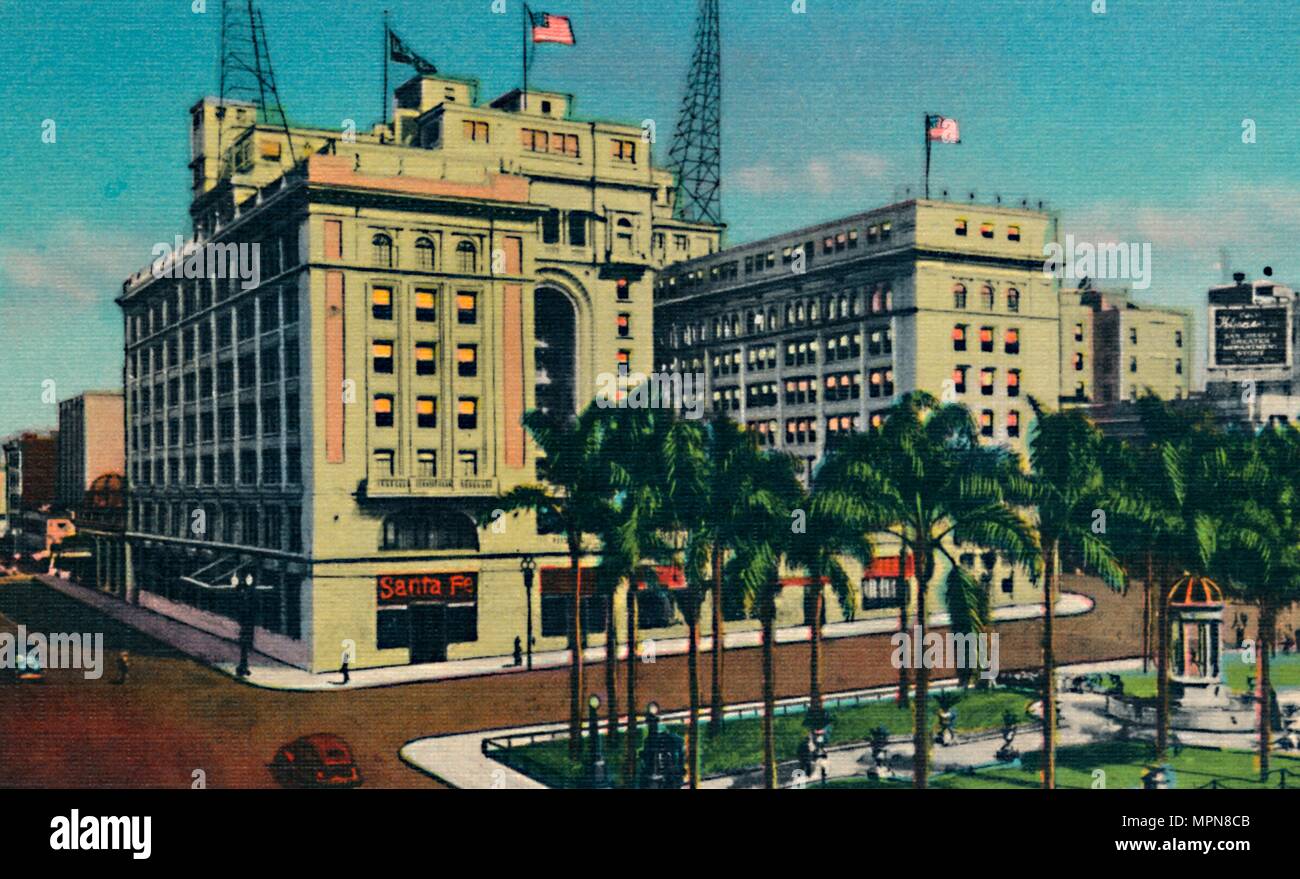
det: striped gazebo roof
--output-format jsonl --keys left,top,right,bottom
{"left": 1167, "top": 574, "right": 1224, "bottom": 607}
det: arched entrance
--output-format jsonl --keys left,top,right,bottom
{"left": 534, "top": 286, "right": 578, "bottom": 418}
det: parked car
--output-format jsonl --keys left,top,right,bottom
{"left": 268, "top": 734, "right": 362, "bottom": 789}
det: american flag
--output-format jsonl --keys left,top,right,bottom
{"left": 530, "top": 10, "right": 575, "bottom": 45}
{"left": 926, "top": 114, "right": 961, "bottom": 143}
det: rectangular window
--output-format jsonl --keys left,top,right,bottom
{"left": 457, "top": 292, "right": 477, "bottom": 324}
{"left": 611, "top": 139, "right": 637, "bottom": 162}
{"left": 980, "top": 326, "right": 994, "bottom": 353}
{"left": 1007, "top": 410, "right": 1021, "bottom": 438}
{"left": 980, "top": 410, "right": 994, "bottom": 437}
{"left": 372, "top": 287, "right": 393, "bottom": 320}
{"left": 955, "top": 218, "right": 968, "bottom": 236}
{"left": 981, "top": 367, "right": 996, "bottom": 396}
{"left": 542, "top": 210, "right": 561, "bottom": 244}
{"left": 617, "top": 313, "right": 630, "bottom": 337}
{"left": 457, "top": 344, "right": 478, "bottom": 377}
{"left": 568, "top": 212, "right": 587, "bottom": 247}
{"left": 458, "top": 397, "right": 478, "bottom": 430}
{"left": 1005, "top": 328, "right": 1020, "bottom": 354}
{"left": 374, "top": 394, "right": 394, "bottom": 428}
{"left": 521, "top": 128, "right": 549, "bottom": 152}
{"left": 416, "top": 342, "right": 437, "bottom": 376}
{"left": 417, "top": 397, "right": 437, "bottom": 429}
{"left": 462, "top": 120, "right": 490, "bottom": 142}
{"left": 457, "top": 449, "right": 478, "bottom": 476}
{"left": 373, "top": 340, "right": 394, "bottom": 374}
{"left": 1007, "top": 370, "right": 1021, "bottom": 397}
{"left": 415, "top": 289, "right": 437, "bottom": 322}
{"left": 373, "top": 450, "right": 395, "bottom": 476}
{"left": 416, "top": 449, "right": 436, "bottom": 477}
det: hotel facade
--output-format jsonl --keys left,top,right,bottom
{"left": 118, "top": 74, "right": 719, "bottom": 672}
{"left": 653, "top": 198, "right": 1062, "bottom": 611}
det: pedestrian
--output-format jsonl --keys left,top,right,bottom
{"left": 114, "top": 650, "right": 130, "bottom": 685}
{"left": 338, "top": 654, "right": 350, "bottom": 685}
{"left": 512, "top": 636, "right": 523, "bottom": 667}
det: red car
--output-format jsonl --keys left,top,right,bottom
{"left": 268, "top": 734, "right": 362, "bottom": 788}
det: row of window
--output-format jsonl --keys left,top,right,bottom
{"left": 369, "top": 233, "right": 479, "bottom": 273}
{"left": 134, "top": 500, "right": 303, "bottom": 553}
{"left": 372, "top": 448, "right": 480, "bottom": 479}
{"left": 373, "top": 395, "right": 478, "bottom": 430}
{"left": 952, "top": 366, "right": 1021, "bottom": 397}
{"left": 128, "top": 290, "right": 299, "bottom": 378}
{"left": 953, "top": 325, "right": 1020, "bottom": 354}
{"left": 132, "top": 393, "right": 301, "bottom": 451}
{"left": 132, "top": 446, "right": 303, "bottom": 487}
{"left": 954, "top": 219, "right": 1022, "bottom": 241}
{"left": 952, "top": 283, "right": 1020, "bottom": 312}
{"left": 670, "top": 287, "right": 895, "bottom": 347}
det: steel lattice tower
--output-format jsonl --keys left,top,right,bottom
{"left": 669, "top": 0, "right": 722, "bottom": 226}
{"left": 217, "top": 0, "right": 295, "bottom": 175}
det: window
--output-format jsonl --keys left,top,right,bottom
{"left": 617, "top": 313, "right": 630, "bottom": 337}
{"left": 1074, "top": 352, "right": 1085, "bottom": 371}
{"left": 616, "top": 279, "right": 630, "bottom": 301}
{"left": 1005, "top": 328, "right": 1020, "bottom": 354}
{"left": 1007, "top": 288, "right": 1020, "bottom": 312}
{"left": 980, "top": 410, "right": 994, "bottom": 437}
{"left": 1007, "top": 410, "right": 1021, "bottom": 438}
{"left": 457, "top": 449, "right": 478, "bottom": 476}
{"left": 381, "top": 511, "right": 479, "bottom": 551}
{"left": 457, "top": 292, "right": 477, "bottom": 324}
{"left": 372, "top": 287, "right": 393, "bottom": 320}
{"left": 953, "top": 283, "right": 967, "bottom": 309}
{"left": 521, "top": 128, "right": 549, "bottom": 152}
{"left": 374, "top": 395, "right": 394, "bottom": 428}
{"left": 981, "top": 367, "right": 996, "bottom": 396}
{"left": 1176, "top": 358, "right": 1183, "bottom": 375}
{"left": 417, "top": 396, "right": 437, "bottom": 428}
{"left": 952, "top": 324, "right": 968, "bottom": 351}
{"left": 952, "top": 366, "right": 968, "bottom": 394}
{"left": 1007, "top": 369, "right": 1021, "bottom": 397}
{"left": 458, "top": 398, "right": 478, "bottom": 430}
{"left": 462, "top": 119, "right": 490, "bottom": 142}
{"left": 416, "top": 342, "right": 437, "bottom": 376}
{"left": 554, "top": 133, "right": 580, "bottom": 157}
{"left": 980, "top": 222, "right": 994, "bottom": 239}
{"left": 980, "top": 285, "right": 994, "bottom": 310}
{"left": 415, "top": 289, "right": 437, "bottom": 322}
{"left": 1175, "top": 330, "right": 1184, "bottom": 348}
{"left": 542, "top": 209, "right": 561, "bottom": 244}
{"left": 611, "top": 139, "right": 637, "bottom": 162}
{"left": 1130, "top": 327, "right": 1138, "bottom": 345}
{"left": 373, "top": 450, "right": 395, "bottom": 477}
{"left": 372, "top": 233, "right": 394, "bottom": 268}
{"left": 955, "top": 218, "right": 968, "bottom": 237}
{"left": 1129, "top": 356, "right": 1138, "bottom": 373}
{"left": 457, "top": 345, "right": 478, "bottom": 377}
{"left": 372, "top": 340, "right": 394, "bottom": 374}
{"left": 416, "top": 450, "right": 436, "bottom": 477}
{"left": 1007, "top": 225, "right": 1021, "bottom": 242}
{"left": 456, "top": 240, "right": 477, "bottom": 273}
{"left": 414, "top": 237, "right": 435, "bottom": 270}
{"left": 616, "top": 349, "right": 631, "bottom": 371}
{"left": 1074, "top": 322, "right": 1084, "bottom": 342}
{"left": 568, "top": 212, "right": 587, "bottom": 247}
{"left": 980, "top": 326, "right": 994, "bottom": 353}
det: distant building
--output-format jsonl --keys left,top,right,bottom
{"left": 1059, "top": 287, "right": 1192, "bottom": 405}
{"left": 56, "top": 391, "right": 125, "bottom": 510}
{"left": 2, "top": 431, "right": 58, "bottom": 555}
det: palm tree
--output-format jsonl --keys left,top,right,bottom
{"left": 494, "top": 406, "right": 613, "bottom": 760}
{"left": 796, "top": 485, "right": 870, "bottom": 720}
{"left": 817, "top": 392, "right": 1038, "bottom": 789}
{"left": 730, "top": 449, "right": 805, "bottom": 789}
{"left": 1022, "top": 400, "right": 1126, "bottom": 789}
{"left": 1213, "top": 426, "right": 1300, "bottom": 780}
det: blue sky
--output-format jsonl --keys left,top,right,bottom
{"left": 2, "top": 0, "right": 1299, "bottom": 435}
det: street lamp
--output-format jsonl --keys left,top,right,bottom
{"left": 586, "top": 694, "right": 611, "bottom": 788}
{"left": 519, "top": 554, "right": 536, "bottom": 670}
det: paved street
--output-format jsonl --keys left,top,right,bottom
{"left": 0, "top": 572, "right": 1141, "bottom": 788}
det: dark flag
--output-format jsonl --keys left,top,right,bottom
{"left": 389, "top": 28, "right": 437, "bottom": 75}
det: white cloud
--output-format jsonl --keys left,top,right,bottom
{"left": 733, "top": 151, "right": 890, "bottom": 196}
{"left": 0, "top": 220, "right": 143, "bottom": 306}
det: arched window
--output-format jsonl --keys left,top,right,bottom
{"left": 871, "top": 287, "right": 884, "bottom": 313}
{"left": 372, "top": 233, "right": 394, "bottom": 268}
{"left": 1006, "top": 287, "right": 1020, "bottom": 312}
{"left": 414, "top": 236, "right": 435, "bottom": 270}
{"left": 381, "top": 511, "right": 480, "bottom": 551}
{"left": 980, "top": 285, "right": 995, "bottom": 310}
{"left": 456, "top": 239, "right": 477, "bottom": 273}
{"left": 952, "top": 283, "right": 967, "bottom": 309}
{"left": 616, "top": 217, "right": 634, "bottom": 253}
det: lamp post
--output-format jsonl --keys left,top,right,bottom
{"left": 586, "top": 694, "right": 610, "bottom": 788}
{"left": 233, "top": 572, "right": 253, "bottom": 678}
{"left": 519, "top": 554, "right": 536, "bottom": 670}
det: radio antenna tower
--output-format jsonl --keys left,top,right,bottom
{"left": 217, "top": 0, "right": 295, "bottom": 177}
{"left": 669, "top": 0, "right": 722, "bottom": 226}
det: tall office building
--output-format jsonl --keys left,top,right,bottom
{"left": 118, "top": 73, "right": 719, "bottom": 672}
{"left": 1059, "top": 288, "right": 1191, "bottom": 405}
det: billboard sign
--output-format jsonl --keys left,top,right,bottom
{"left": 1212, "top": 305, "right": 1289, "bottom": 368}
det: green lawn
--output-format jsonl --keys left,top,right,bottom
{"left": 828, "top": 741, "right": 1300, "bottom": 789}
{"left": 491, "top": 688, "right": 1035, "bottom": 789}
{"left": 1116, "top": 650, "right": 1300, "bottom": 699}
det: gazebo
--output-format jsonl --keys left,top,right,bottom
{"left": 1167, "top": 574, "right": 1227, "bottom": 708}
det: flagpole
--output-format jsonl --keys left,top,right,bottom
{"left": 924, "top": 113, "right": 931, "bottom": 200}
{"left": 522, "top": 4, "right": 529, "bottom": 111}
{"left": 383, "top": 10, "right": 390, "bottom": 132}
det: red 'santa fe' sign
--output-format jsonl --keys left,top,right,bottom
{"left": 377, "top": 572, "right": 477, "bottom": 605}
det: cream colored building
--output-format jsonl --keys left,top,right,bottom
{"left": 118, "top": 74, "right": 719, "bottom": 672}
{"left": 1059, "top": 287, "right": 1191, "bottom": 404}
{"left": 654, "top": 198, "right": 1060, "bottom": 614}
